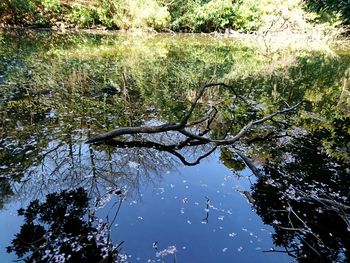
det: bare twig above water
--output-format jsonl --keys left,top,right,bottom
{"left": 87, "top": 83, "right": 304, "bottom": 146}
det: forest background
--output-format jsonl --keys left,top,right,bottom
{"left": 0, "top": 0, "right": 349, "bottom": 35}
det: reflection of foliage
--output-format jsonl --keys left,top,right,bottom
{"left": 313, "top": 116, "right": 350, "bottom": 162}
{"left": 0, "top": 31, "right": 349, "bottom": 263}
{"left": 219, "top": 147, "right": 245, "bottom": 171}
{"left": 226, "top": 51, "right": 350, "bottom": 162}
{"left": 251, "top": 134, "right": 350, "bottom": 262}
{"left": 0, "top": 32, "right": 265, "bottom": 136}
{"left": 0, "top": 179, "right": 14, "bottom": 209}
{"left": 0, "top": 32, "right": 349, "bottom": 205}
{"left": 7, "top": 188, "right": 120, "bottom": 262}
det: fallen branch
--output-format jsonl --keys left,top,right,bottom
{"left": 86, "top": 83, "right": 304, "bottom": 146}
{"left": 242, "top": 191, "right": 256, "bottom": 204}
{"left": 235, "top": 151, "right": 263, "bottom": 178}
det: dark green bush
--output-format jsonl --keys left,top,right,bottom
{"left": 0, "top": 0, "right": 62, "bottom": 26}
{"left": 306, "top": 0, "right": 350, "bottom": 25}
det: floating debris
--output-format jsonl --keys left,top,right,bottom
{"left": 156, "top": 246, "right": 177, "bottom": 258}
{"left": 229, "top": 232, "right": 237, "bottom": 237}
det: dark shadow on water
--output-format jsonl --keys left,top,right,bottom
{"left": 7, "top": 188, "right": 124, "bottom": 263}
{"left": 251, "top": 130, "right": 350, "bottom": 262}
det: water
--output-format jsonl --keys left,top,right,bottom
{"left": 0, "top": 30, "right": 349, "bottom": 262}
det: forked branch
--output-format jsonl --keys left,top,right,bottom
{"left": 86, "top": 83, "right": 304, "bottom": 145}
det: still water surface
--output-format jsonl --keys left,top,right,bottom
{"left": 0, "top": 31, "right": 349, "bottom": 262}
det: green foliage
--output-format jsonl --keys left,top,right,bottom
{"left": 0, "top": 0, "right": 62, "bottom": 26}
{"left": 69, "top": 4, "right": 99, "bottom": 27}
{"left": 0, "top": 0, "right": 348, "bottom": 33}
{"left": 0, "top": 0, "right": 37, "bottom": 24}
{"left": 42, "top": 0, "right": 61, "bottom": 12}
{"left": 97, "top": 0, "right": 170, "bottom": 30}
{"left": 167, "top": 0, "right": 197, "bottom": 31}
{"left": 169, "top": 0, "right": 269, "bottom": 32}
{"left": 306, "top": 0, "right": 350, "bottom": 25}
{"left": 231, "top": 0, "right": 263, "bottom": 31}
{"left": 193, "top": 0, "right": 235, "bottom": 31}
{"left": 220, "top": 147, "right": 246, "bottom": 171}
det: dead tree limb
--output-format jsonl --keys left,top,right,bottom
{"left": 105, "top": 139, "right": 217, "bottom": 166}
{"left": 304, "top": 196, "right": 350, "bottom": 213}
{"left": 86, "top": 83, "right": 304, "bottom": 145}
{"left": 235, "top": 151, "right": 263, "bottom": 178}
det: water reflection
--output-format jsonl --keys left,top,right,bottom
{"left": 251, "top": 130, "right": 350, "bottom": 262}
{"left": 7, "top": 188, "right": 125, "bottom": 263}
{"left": 7, "top": 123, "right": 349, "bottom": 262}
{"left": 0, "top": 31, "right": 350, "bottom": 262}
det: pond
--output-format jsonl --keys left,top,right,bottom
{"left": 0, "top": 30, "right": 349, "bottom": 263}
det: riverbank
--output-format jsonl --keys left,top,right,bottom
{"left": 1, "top": 0, "right": 349, "bottom": 39}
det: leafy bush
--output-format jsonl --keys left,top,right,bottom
{"left": 69, "top": 4, "right": 99, "bottom": 27}
{"left": 168, "top": 0, "right": 202, "bottom": 31}
{"left": 231, "top": 0, "right": 263, "bottom": 31}
{"left": 169, "top": 0, "right": 266, "bottom": 32}
{"left": 306, "top": 0, "right": 350, "bottom": 25}
{"left": 42, "top": 0, "right": 61, "bottom": 12}
{"left": 97, "top": 0, "right": 170, "bottom": 30}
{"left": 193, "top": 0, "right": 235, "bottom": 31}
{"left": 0, "top": 0, "right": 37, "bottom": 24}
{"left": 0, "top": 0, "right": 62, "bottom": 26}
{"left": 1, "top": 0, "right": 348, "bottom": 33}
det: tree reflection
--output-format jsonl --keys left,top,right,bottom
{"left": 1, "top": 31, "right": 350, "bottom": 263}
{"left": 250, "top": 131, "right": 350, "bottom": 262}
{"left": 7, "top": 188, "right": 125, "bottom": 263}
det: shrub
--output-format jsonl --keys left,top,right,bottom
{"left": 0, "top": 0, "right": 37, "bottom": 25}
{"left": 194, "top": 0, "right": 235, "bottom": 31}
{"left": 306, "top": 0, "right": 350, "bottom": 25}
{"left": 231, "top": 0, "right": 263, "bottom": 31}
{"left": 169, "top": 0, "right": 267, "bottom": 32}
{"left": 69, "top": 4, "right": 99, "bottom": 27}
{"left": 0, "top": 0, "right": 61, "bottom": 26}
{"left": 97, "top": 0, "right": 170, "bottom": 30}
{"left": 42, "top": 0, "right": 61, "bottom": 12}
{"left": 168, "top": 0, "right": 202, "bottom": 31}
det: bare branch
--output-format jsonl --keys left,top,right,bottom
{"left": 86, "top": 83, "right": 304, "bottom": 147}
{"left": 235, "top": 151, "right": 263, "bottom": 178}
{"left": 105, "top": 139, "right": 217, "bottom": 166}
